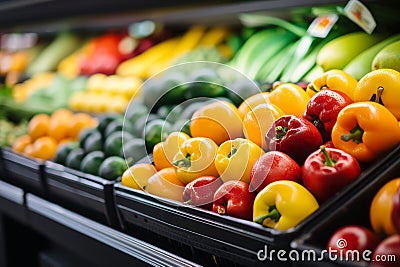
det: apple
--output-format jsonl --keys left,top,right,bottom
{"left": 249, "top": 151, "right": 301, "bottom": 193}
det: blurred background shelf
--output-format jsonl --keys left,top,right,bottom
{"left": 0, "top": 0, "right": 394, "bottom": 33}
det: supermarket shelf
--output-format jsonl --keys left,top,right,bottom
{"left": 26, "top": 193, "right": 202, "bottom": 267}
{"left": 0, "top": 180, "right": 202, "bottom": 267}
{"left": 0, "top": 0, "right": 388, "bottom": 33}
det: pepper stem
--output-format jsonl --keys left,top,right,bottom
{"left": 320, "top": 145, "right": 335, "bottom": 167}
{"left": 276, "top": 126, "right": 288, "bottom": 139}
{"left": 340, "top": 124, "right": 364, "bottom": 144}
{"left": 369, "top": 86, "right": 384, "bottom": 105}
{"left": 307, "top": 84, "right": 319, "bottom": 93}
{"left": 254, "top": 205, "right": 281, "bottom": 224}
{"left": 173, "top": 154, "right": 191, "bottom": 168}
{"left": 228, "top": 146, "right": 238, "bottom": 158}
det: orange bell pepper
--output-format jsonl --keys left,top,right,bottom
{"left": 331, "top": 102, "right": 400, "bottom": 162}
{"left": 152, "top": 131, "right": 191, "bottom": 170}
{"left": 370, "top": 178, "right": 400, "bottom": 236}
{"left": 266, "top": 83, "right": 310, "bottom": 117}
{"left": 307, "top": 69, "right": 357, "bottom": 100}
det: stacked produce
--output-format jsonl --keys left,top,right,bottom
{"left": 0, "top": 118, "right": 27, "bottom": 147}
{"left": 1, "top": 7, "right": 400, "bottom": 266}
{"left": 122, "top": 66, "right": 400, "bottom": 233}
{"left": 12, "top": 74, "right": 88, "bottom": 114}
{"left": 12, "top": 108, "right": 97, "bottom": 160}
{"left": 68, "top": 74, "right": 142, "bottom": 113}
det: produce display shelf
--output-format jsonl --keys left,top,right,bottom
{"left": 291, "top": 149, "right": 400, "bottom": 267}
{"left": 44, "top": 161, "right": 120, "bottom": 228}
{"left": 0, "top": 177, "right": 203, "bottom": 267}
{"left": 0, "top": 147, "right": 46, "bottom": 198}
{"left": 25, "top": 193, "right": 202, "bottom": 267}
{"left": 114, "top": 144, "right": 400, "bottom": 267}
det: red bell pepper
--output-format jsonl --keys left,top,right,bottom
{"left": 371, "top": 235, "right": 400, "bottom": 267}
{"left": 302, "top": 145, "right": 361, "bottom": 203}
{"left": 303, "top": 89, "right": 353, "bottom": 142}
{"left": 266, "top": 115, "right": 323, "bottom": 165}
{"left": 182, "top": 176, "right": 223, "bottom": 210}
{"left": 212, "top": 181, "right": 255, "bottom": 221}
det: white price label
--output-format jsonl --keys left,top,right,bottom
{"left": 344, "top": 0, "right": 376, "bottom": 34}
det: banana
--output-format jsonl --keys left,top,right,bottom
{"left": 343, "top": 34, "right": 400, "bottom": 79}
{"left": 145, "top": 25, "right": 207, "bottom": 77}
{"left": 116, "top": 37, "right": 180, "bottom": 77}
{"left": 316, "top": 32, "right": 386, "bottom": 71}
{"left": 199, "top": 26, "right": 231, "bottom": 46}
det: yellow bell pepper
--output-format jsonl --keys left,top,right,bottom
{"left": 354, "top": 68, "right": 400, "bottom": 120}
{"left": 307, "top": 69, "right": 357, "bottom": 100}
{"left": 173, "top": 137, "right": 219, "bottom": 184}
{"left": 331, "top": 102, "right": 400, "bottom": 162}
{"left": 215, "top": 138, "right": 264, "bottom": 184}
{"left": 253, "top": 180, "right": 319, "bottom": 231}
{"left": 121, "top": 163, "right": 157, "bottom": 190}
{"left": 153, "top": 132, "right": 191, "bottom": 170}
{"left": 266, "top": 83, "right": 310, "bottom": 117}
{"left": 370, "top": 178, "right": 400, "bottom": 236}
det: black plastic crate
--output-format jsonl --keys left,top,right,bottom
{"left": 0, "top": 148, "right": 5, "bottom": 177}
{"left": 44, "top": 161, "right": 119, "bottom": 228}
{"left": 0, "top": 147, "right": 46, "bottom": 197}
{"left": 115, "top": 184, "right": 290, "bottom": 267}
{"left": 114, "top": 144, "right": 400, "bottom": 267}
{"left": 291, "top": 150, "right": 400, "bottom": 267}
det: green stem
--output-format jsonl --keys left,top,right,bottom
{"left": 320, "top": 145, "right": 335, "bottom": 167}
{"left": 340, "top": 125, "right": 364, "bottom": 144}
{"left": 228, "top": 146, "right": 238, "bottom": 158}
{"left": 276, "top": 126, "right": 288, "bottom": 139}
{"left": 173, "top": 154, "right": 191, "bottom": 168}
{"left": 255, "top": 206, "right": 281, "bottom": 224}
{"left": 307, "top": 84, "right": 318, "bottom": 93}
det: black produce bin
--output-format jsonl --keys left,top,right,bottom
{"left": 114, "top": 144, "right": 400, "bottom": 267}
{"left": 0, "top": 147, "right": 46, "bottom": 197}
{"left": 291, "top": 149, "right": 400, "bottom": 267}
{"left": 44, "top": 161, "right": 119, "bottom": 228}
{"left": 0, "top": 148, "right": 5, "bottom": 177}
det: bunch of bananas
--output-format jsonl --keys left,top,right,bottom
{"left": 116, "top": 25, "right": 231, "bottom": 79}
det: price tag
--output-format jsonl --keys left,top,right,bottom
{"left": 307, "top": 14, "right": 339, "bottom": 38}
{"left": 344, "top": 0, "right": 376, "bottom": 34}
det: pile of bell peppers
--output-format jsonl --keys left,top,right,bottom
{"left": 325, "top": 177, "right": 400, "bottom": 266}
{"left": 122, "top": 68, "right": 400, "bottom": 233}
